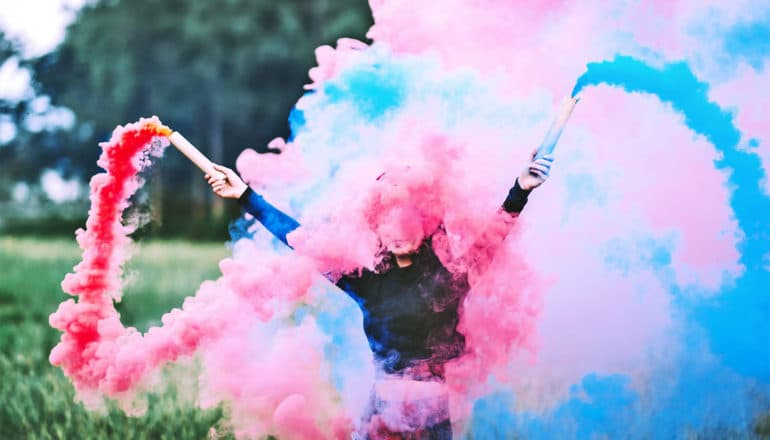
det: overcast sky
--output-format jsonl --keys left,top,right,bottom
{"left": 0, "top": 0, "right": 85, "bottom": 57}
{"left": 0, "top": 0, "right": 85, "bottom": 101}
{"left": 0, "top": 0, "right": 85, "bottom": 199}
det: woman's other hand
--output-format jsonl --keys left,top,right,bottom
{"left": 205, "top": 164, "right": 248, "bottom": 199}
{"left": 518, "top": 149, "right": 554, "bottom": 191}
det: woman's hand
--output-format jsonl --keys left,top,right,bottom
{"left": 205, "top": 164, "right": 249, "bottom": 199}
{"left": 518, "top": 149, "right": 554, "bottom": 191}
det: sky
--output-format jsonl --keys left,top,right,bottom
{"left": 0, "top": 0, "right": 84, "bottom": 57}
{"left": 0, "top": 0, "right": 84, "bottom": 101}
{"left": 0, "top": 0, "right": 83, "bottom": 202}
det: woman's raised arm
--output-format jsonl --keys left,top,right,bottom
{"left": 207, "top": 163, "right": 300, "bottom": 247}
{"left": 433, "top": 151, "right": 553, "bottom": 280}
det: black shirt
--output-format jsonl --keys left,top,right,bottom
{"left": 336, "top": 242, "right": 469, "bottom": 377}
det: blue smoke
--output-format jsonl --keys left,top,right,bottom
{"left": 324, "top": 61, "right": 408, "bottom": 121}
{"left": 723, "top": 18, "right": 770, "bottom": 70}
{"left": 470, "top": 55, "right": 770, "bottom": 437}
{"left": 471, "top": 375, "right": 639, "bottom": 439}
{"left": 288, "top": 105, "right": 307, "bottom": 141}
{"left": 574, "top": 55, "right": 770, "bottom": 381}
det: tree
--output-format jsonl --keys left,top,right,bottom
{"left": 25, "top": 0, "right": 372, "bottom": 236}
{"left": 0, "top": 32, "right": 80, "bottom": 193}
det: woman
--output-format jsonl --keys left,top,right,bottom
{"left": 206, "top": 152, "right": 552, "bottom": 439}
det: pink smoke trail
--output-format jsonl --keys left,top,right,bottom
{"left": 49, "top": 117, "right": 352, "bottom": 438}
{"left": 50, "top": 117, "right": 173, "bottom": 396}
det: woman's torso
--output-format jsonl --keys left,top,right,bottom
{"left": 338, "top": 244, "right": 470, "bottom": 378}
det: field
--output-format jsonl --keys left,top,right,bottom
{"left": 2, "top": 236, "right": 769, "bottom": 439}
{"left": 0, "top": 236, "right": 233, "bottom": 439}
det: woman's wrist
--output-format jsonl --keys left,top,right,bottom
{"left": 236, "top": 182, "right": 248, "bottom": 198}
{"left": 516, "top": 174, "right": 536, "bottom": 191}
{"left": 237, "top": 185, "right": 251, "bottom": 202}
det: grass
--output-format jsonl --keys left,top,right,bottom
{"left": 0, "top": 236, "right": 233, "bottom": 439}
{"left": 1, "top": 235, "right": 768, "bottom": 439}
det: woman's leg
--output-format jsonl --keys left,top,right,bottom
{"left": 362, "top": 390, "right": 453, "bottom": 439}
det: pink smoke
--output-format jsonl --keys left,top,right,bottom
{"left": 49, "top": 118, "right": 351, "bottom": 438}
{"left": 50, "top": 0, "right": 767, "bottom": 436}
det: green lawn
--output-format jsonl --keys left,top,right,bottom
{"left": 0, "top": 236, "right": 233, "bottom": 439}
{"left": 2, "top": 236, "right": 768, "bottom": 439}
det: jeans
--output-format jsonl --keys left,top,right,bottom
{"left": 357, "top": 388, "right": 453, "bottom": 440}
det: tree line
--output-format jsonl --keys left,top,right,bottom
{"left": 0, "top": 0, "right": 372, "bottom": 239}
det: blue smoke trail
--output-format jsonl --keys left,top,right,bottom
{"left": 471, "top": 55, "right": 770, "bottom": 437}
{"left": 573, "top": 55, "right": 770, "bottom": 381}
